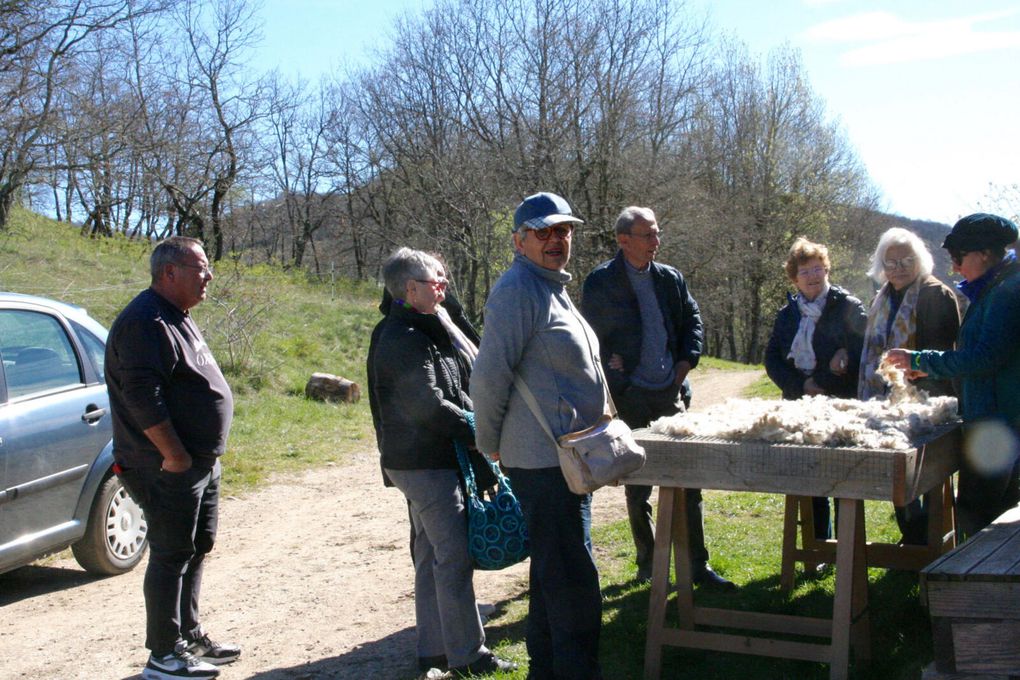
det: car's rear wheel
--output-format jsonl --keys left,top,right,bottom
{"left": 72, "top": 474, "right": 148, "bottom": 575}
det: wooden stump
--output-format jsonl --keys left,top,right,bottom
{"left": 305, "top": 372, "right": 361, "bottom": 403}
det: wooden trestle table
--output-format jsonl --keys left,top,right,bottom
{"left": 624, "top": 423, "right": 961, "bottom": 680}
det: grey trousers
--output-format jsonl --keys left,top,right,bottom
{"left": 385, "top": 467, "right": 488, "bottom": 667}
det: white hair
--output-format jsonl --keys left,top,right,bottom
{"left": 867, "top": 227, "right": 934, "bottom": 284}
{"left": 382, "top": 247, "right": 441, "bottom": 299}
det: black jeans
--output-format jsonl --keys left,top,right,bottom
{"left": 957, "top": 430, "right": 1020, "bottom": 540}
{"left": 507, "top": 466, "right": 602, "bottom": 680}
{"left": 616, "top": 384, "right": 709, "bottom": 572}
{"left": 119, "top": 461, "right": 221, "bottom": 655}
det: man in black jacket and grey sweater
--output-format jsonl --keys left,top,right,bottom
{"left": 581, "top": 206, "right": 735, "bottom": 590}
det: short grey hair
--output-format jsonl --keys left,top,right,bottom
{"left": 382, "top": 247, "right": 441, "bottom": 300}
{"left": 150, "top": 236, "right": 204, "bottom": 284}
{"left": 614, "top": 206, "right": 657, "bottom": 235}
{"left": 867, "top": 227, "right": 934, "bottom": 284}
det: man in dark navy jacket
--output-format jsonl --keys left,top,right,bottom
{"left": 581, "top": 207, "right": 735, "bottom": 590}
{"left": 106, "top": 236, "right": 238, "bottom": 680}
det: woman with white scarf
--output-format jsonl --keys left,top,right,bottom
{"left": 858, "top": 228, "right": 961, "bottom": 544}
{"left": 765, "top": 237, "right": 867, "bottom": 544}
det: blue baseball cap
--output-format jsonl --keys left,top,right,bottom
{"left": 513, "top": 192, "right": 584, "bottom": 232}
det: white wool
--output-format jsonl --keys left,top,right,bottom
{"left": 651, "top": 362, "right": 958, "bottom": 450}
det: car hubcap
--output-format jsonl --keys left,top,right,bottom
{"left": 105, "top": 486, "right": 147, "bottom": 559}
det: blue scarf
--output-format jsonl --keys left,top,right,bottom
{"left": 957, "top": 250, "right": 1017, "bottom": 302}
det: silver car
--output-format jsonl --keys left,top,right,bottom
{"left": 0, "top": 292, "right": 148, "bottom": 575}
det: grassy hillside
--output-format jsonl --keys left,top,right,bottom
{"left": 1, "top": 207, "right": 381, "bottom": 491}
{"left": 2, "top": 208, "right": 931, "bottom": 679}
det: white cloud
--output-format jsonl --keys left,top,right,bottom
{"left": 803, "top": 9, "right": 1020, "bottom": 65}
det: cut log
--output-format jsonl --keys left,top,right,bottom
{"left": 305, "top": 372, "right": 361, "bottom": 403}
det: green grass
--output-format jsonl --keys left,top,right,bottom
{"left": 479, "top": 494, "right": 932, "bottom": 680}
{"left": 2, "top": 207, "right": 934, "bottom": 679}
{"left": 2, "top": 206, "right": 381, "bottom": 493}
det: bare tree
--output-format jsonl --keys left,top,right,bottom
{"left": 0, "top": 0, "right": 168, "bottom": 229}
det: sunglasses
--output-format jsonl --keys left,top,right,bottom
{"left": 531, "top": 224, "right": 574, "bottom": 241}
{"left": 949, "top": 250, "right": 969, "bottom": 266}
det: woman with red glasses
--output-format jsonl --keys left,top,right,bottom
{"left": 764, "top": 237, "right": 867, "bottom": 552}
{"left": 888, "top": 213, "right": 1020, "bottom": 539}
{"left": 858, "top": 227, "right": 961, "bottom": 545}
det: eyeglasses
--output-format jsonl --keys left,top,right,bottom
{"left": 531, "top": 224, "right": 574, "bottom": 241}
{"left": 627, "top": 229, "right": 661, "bottom": 241}
{"left": 882, "top": 256, "right": 916, "bottom": 271}
{"left": 414, "top": 278, "right": 448, "bottom": 291}
{"left": 796, "top": 266, "right": 827, "bottom": 278}
{"left": 176, "top": 262, "right": 214, "bottom": 277}
{"left": 949, "top": 250, "right": 970, "bottom": 266}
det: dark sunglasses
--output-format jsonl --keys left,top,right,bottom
{"left": 531, "top": 224, "right": 574, "bottom": 241}
{"left": 949, "top": 250, "right": 969, "bottom": 266}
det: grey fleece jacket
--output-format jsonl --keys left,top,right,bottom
{"left": 471, "top": 254, "right": 606, "bottom": 469}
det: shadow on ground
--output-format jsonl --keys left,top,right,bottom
{"left": 0, "top": 562, "right": 107, "bottom": 605}
{"left": 245, "top": 597, "right": 528, "bottom": 680}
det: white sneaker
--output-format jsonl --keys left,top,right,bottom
{"left": 142, "top": 640, "right": 220, "bottom": 679}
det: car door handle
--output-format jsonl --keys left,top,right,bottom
{"left": 82, "top": 406, "right": 107, "bottom": 424}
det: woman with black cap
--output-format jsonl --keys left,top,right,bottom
{"left": 888, "top": 212, "right": 1020, "bottom": 539}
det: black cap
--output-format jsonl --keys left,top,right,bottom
{"left": 942, "top": 213, "right": 1019, "bottom": 252}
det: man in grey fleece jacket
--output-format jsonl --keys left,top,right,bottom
{"left": 472, "top": 192, "right": 605, "bottom": 679}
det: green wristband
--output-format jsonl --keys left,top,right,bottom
{"left": 910, "top": 353, "right": 921, "bottom": 371}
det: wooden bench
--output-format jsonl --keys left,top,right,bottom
{"left": 921, "top": 505, "right": 1020, "bottom": 679}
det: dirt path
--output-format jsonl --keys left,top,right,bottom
{"left": 0, "top": 370, "right": 762, "bottom": 680}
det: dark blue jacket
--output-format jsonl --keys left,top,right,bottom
{"left": 764, "top": 285, "right": 867, "bottom": 400}
{"left": 580, "top": 251, "right": 703, "bottom": 402}
{"left": 918, "top": 260, "right": 1020, "bottom": 425}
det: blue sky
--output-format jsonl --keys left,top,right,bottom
{"left": 255, "top": 0, "right": 1020, "bottom": 226}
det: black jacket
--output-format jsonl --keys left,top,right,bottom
{"left": 368, "top": 299, "right": 474, "bottom": 471}
{"left": 581, "top": 251, "right": 703, "bottom": 402}
{"left": 764, "top": 285, "right": 867, "bottom": 400}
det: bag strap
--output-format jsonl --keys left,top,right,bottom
{"left": 513, "top": 374, "right": 559, "bottom": 447}
{"left": 455, "top": 444, "right": 478, "bottom": 499}
{"left": 564, "top": 297, "right": 618, "bottom": 418}
{"left": 455, "top": 410, "right": 511, "bottom": 499}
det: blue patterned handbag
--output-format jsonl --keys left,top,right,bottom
{"left": 455, "top": 417, "right": 529, "bottom": 570}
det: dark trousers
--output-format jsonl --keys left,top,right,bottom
{"left": 957, "top": 430, "right": 1020, "bottom": 539}
{"left": 895, "top": 498, "right": 928, "bottom": 545}
{"left": 119, "top": 461, "right": 221, "bottom": 656}
{"left": 812, "top": 496, "right": 835, "bottom": 541}
{"left": 507, "top": 466, "right": 602, "bottom": 680}
{"left": 616, "top": 384, "right": 708, "bottom": 572}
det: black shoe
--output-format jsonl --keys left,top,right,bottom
{"left": 692, "top": 564, "right": 737, "bottom": 592}
{"left": 184, "top": 634, "right": 241, "bottom": 666}
{"left": 636, "top": 565, "right": 653, "bottom": 583}
{"left": 143, "top": 641, "right": 220, "bottom": 679}
{"left": 419, "top": 655, "right": 448, "bottom": 671}
{"left": 450, "top": 652, "right": 518, "bottom": 677}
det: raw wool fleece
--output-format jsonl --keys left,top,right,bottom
{"left": 651, "top": 356, "right": 957, "bottom": 450}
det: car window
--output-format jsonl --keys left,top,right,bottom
{"left": 72, "top": 320, "right": 106, "bottom": 383}
{"left": 0, "top": 309, "right": 83, "bottom": 399}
